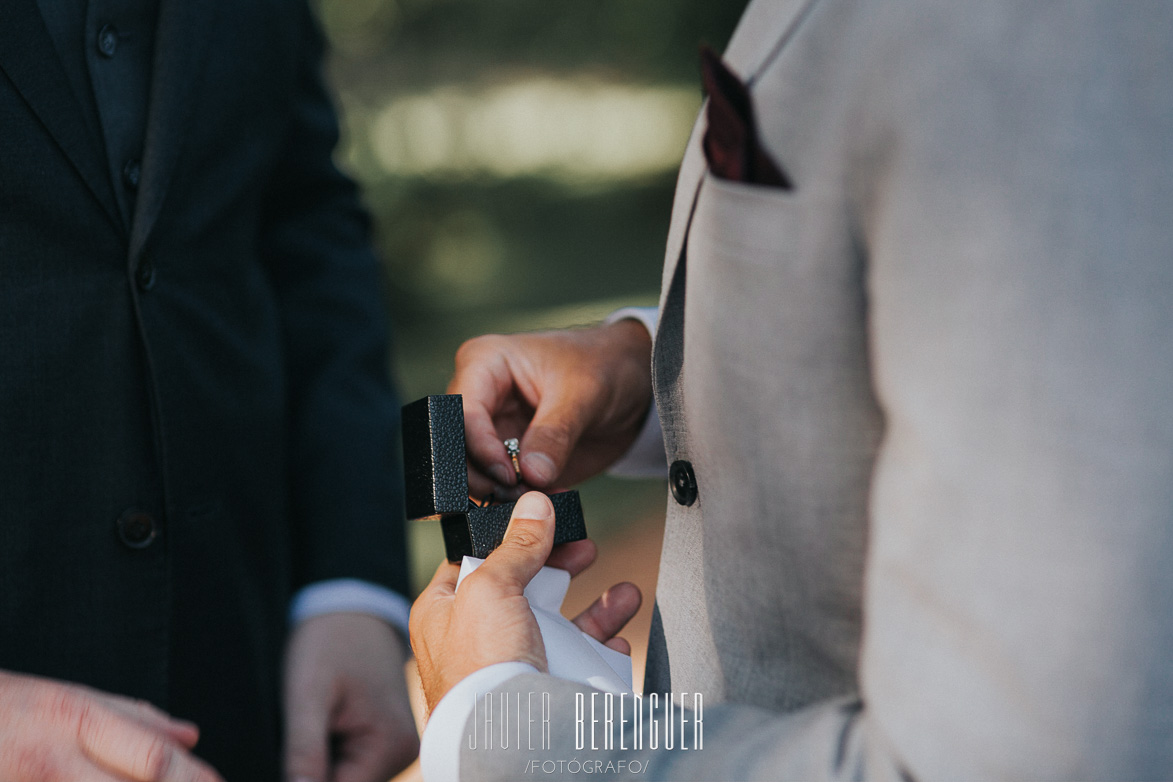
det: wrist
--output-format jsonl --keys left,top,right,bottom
{"left": 598, "top": 318, "right": 654, "bottom": 433}
{"left": 602, "top": 316, "right": 653, "bottom": 358}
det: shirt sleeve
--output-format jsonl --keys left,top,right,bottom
{"left": 288, "top": 579, "right": 411, "bottom": 638}
{"left": 420, "top": 662, "right": 541, "bottom": 782}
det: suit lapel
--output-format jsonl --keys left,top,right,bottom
{"left": 657, "top": 0, "right": 817, "bottom": 304}
{"left": 129, "top": 0, "right": 219, "bottom": 259}
{"left": 728, "top": 0, "right": 819, "bottom": 86}
{"left": 652, "top": 0, "right": 819, "bottom": 444}
{"left": 0, "top": 0, "right": 121, "bottom": 230}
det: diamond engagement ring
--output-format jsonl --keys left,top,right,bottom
{"left": 503, "top": 437, "right": 522, "bottom": 481}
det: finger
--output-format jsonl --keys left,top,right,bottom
{"left": 572, "top": 583, "right": 642, "bottom": 643}
{"left": 450, "top": 348, "right": 518, "bottom": 488}
{"left": 518, "top": 382, "right": 595, "bottom": 488}
{"left": 483, "top": 480, "right": 529, "bottom": 503}
{"left": 14, "top": 742, "right": 123, "bottom": 782}
{"left": 545, "top": 538, "right": 597, "bottom": 577}
{"left": 156, "top": 750, "right": 224, "bottom": 782}
{"left": 77, "top": 703, "right": 223, "bottom": 782}
{"left": 424, "top": 558, "right": 461, "bottom": 598}
{"left": 464, "top": 401, "right": 517, "bottom": 488}
{"left": 329, "top": 732, "right": 391, "bottom": 782}
{"left": 474, "top": 492, "right": 555, "bottom": 594}
{"left": 604, "top": 637, "right": 632, "bottom": 655}
{"left": 55, "top": 757, "right": 125, "bottom": 782}
{"left": 467, "top": 463, "right": 500, "bottom": 498}
{"left": 97, "top": 693, "right": 200, "bottom": 749}
{"left": 410, "top": 559, "right": 461, "bottom": 658}
{"left": 329, "top": 713, "right": 419, "bottom": 782}
{"left": 282, "top": 676, "right": 330, "bottom": 782}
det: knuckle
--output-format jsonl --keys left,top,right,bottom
{"left": 454, "top": 334, "right": 502, "bottom": 365}
{"left": 37, "top": 686, "right": 83, "bottom": 728}
{"left": 139, "top": 735, "right": 171, "bottom": 781}
{"left": 505, "top": 524, "right": 544, "bottom": 551}
{"left": 463, "top": 567, "right": 506, "bottom": 594}
{"left": 11, "top": 744, "right": 61, "bottom": 781}
{"left": 533, "top": 421, "right": 574, "bottom": 451}
{"left": 72, "top": 698, "right": 112, "bottom": 753}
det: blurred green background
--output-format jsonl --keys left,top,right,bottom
{"left": 312, "top": 0, "right": 747, "bottom": 592}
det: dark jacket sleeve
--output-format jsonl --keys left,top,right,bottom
{"left": 258, "top": 3, "right": 409, "bottom": 598}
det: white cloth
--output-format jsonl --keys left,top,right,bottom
{"left": 458, "top": 557, "right": 633, "bottom": 693}
{"left": 419, "top": 556, "right": 634, "bottom": 781}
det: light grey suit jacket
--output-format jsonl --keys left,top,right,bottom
{"left": 462, "top": 1, "right": 1173, "bottom": 778}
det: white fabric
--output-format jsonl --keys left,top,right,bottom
{"left": 458, "top": 557, "right": 633, "bottom": 693}
{"left": 288, "top": 578, "right": 411, "bottom": 636}
{"left": 603, "top": 307, "right": 667, "bottom": 478}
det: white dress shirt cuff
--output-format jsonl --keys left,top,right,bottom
{"left": 420, "top": 661, "right": 540, "bottom": 782}
{"left": 604, "top": 306, "right": 667, "bottom": 478}
{"left": 288, "top": 579, "right": 412, "bottom": 638}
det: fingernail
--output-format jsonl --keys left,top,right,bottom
{"left": 489, "top": 463, "right": 515, "bottom": 486}
{"left": 522, "top": 452, "right": 556, "bottom": 485}
{"left": 512, "top": 491, "right": 552, "bottom": 520}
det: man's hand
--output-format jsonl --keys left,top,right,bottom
{"left": 449, "top": 319, "right": 654, "bottom": 498}
{"left": 410, "top": 492, "right": 641, "bottom": 711}
{"left": 0, "top": 670, "right": 222, "bottom": 782}
{"left": 283, "top": 614, "right": 419, "bottom": 782}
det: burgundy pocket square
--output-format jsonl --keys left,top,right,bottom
{"left": 700, "top": 46, "right": 791, "bottom": 189}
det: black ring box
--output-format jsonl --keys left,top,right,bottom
{"left": 402, "top": 394, "right": 587, "bottom": 561}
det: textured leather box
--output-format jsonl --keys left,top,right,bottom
{"left": 402, "top": 394, "right": 587, "bottom": 561}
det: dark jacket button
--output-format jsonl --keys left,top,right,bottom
{"left": 669, "top": 460, "right": 698, "bottom": 506}
{"left": 117, "top": 510, "right": 157, "bottom": 549}
{"left": 97, "top": 24, "right": 119, "bottom": 58}
{"left": 122, "top": 159, "right": 141, "bottom": 190}
{"left": 135, "top": 260, "right": 156, "bottom": 291}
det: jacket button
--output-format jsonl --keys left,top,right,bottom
{"left": 669, "top": 460, "right": 698, "bottom": 506}
{"left": 97, "top": 24, "right": 119, "bottom": 58}
{"left": 135, "top": 260, "right": 156, "bottom": 291}
{"left": 117, "top": 510, "right": 157, "bottom": 549}
{"left": 122, "top": 158, "right": 141, "bottom": 190}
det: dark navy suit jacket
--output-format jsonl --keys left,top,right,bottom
{"left": 0, "top": 2, "right": 408, "bottom": 778}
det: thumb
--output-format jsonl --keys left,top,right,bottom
{"left": 283, "top": 676, "right": 331, "bottom": 782}
{"left": 519, "top": 384, "right": 595, "bottom": 488}
{"left": 479, "top": 492, "right": 556, "bottom": 593}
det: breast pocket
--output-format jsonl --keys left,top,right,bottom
{"left": 684, "top": 170, "right": 813, "bottom": 382}
{"left": 681, "top": 166, "right": 868, "bottom": 471}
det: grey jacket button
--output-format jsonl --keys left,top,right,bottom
{"left": 669, "top": 460, "right": 697, "bottom": 506}
{"left": 117, "top": 510, "right": 157, "bottom": 549}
